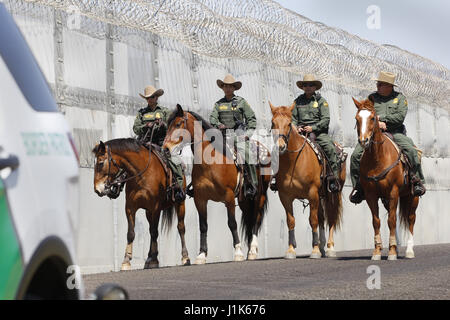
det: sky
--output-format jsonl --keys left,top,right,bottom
{"left": 275, "top": 0, "right": 450, "bottom": 70}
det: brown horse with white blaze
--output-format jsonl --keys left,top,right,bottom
{"left": 163, "top": 104, "right": 271, "bottom": 264}
{"left": 353, "top": 97, "right": 418, "bottom": 260}
{"left": 92, "top": 138, "right": 190, "bottom": 270}
{"left": 270, "top": 102, "right": 345, "bottom": 259}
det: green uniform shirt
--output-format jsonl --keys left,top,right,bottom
{"left": 369, "top": 91, "right": 408, "bottom": 133}
{"left": 133, "top": 105, "right": 170, "bottom": 144}
{"left": 292, "top": 93, "right": 330, "bottom": 134}
{"left": 210, "top": 95, "right": 257, "bottom": 130}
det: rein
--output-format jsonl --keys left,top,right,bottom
{"left": 104, "top": 125, "right": 156, "bottom": 196}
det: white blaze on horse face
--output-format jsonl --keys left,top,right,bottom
{"left": 359, "top": 109, "right": 372, "bottom": 137}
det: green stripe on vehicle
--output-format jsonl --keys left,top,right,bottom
{"left": 0, "top": 179, "right": 23, "bottom": 300}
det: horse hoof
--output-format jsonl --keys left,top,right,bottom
{"left": 388, "top": 254, "right": 397, "bottom": 261}
{"left": 182, "top": 258, "right": 191, "bottom": 266}
{"left": 234, "top": 253, "right": 245, "bottom": 262}
{"left": 284, "top": 249, "right": 296, "bottom": 260}
{"left": 371, "top": 255, "right": 381, "bottom": 261}
{"left": 247, "top": 253, "right": 258, "bottom": 261}
{"left": 144, "top": 261, "right": 159, "bottom": 269}
{"left": 405, "top": 251, "right": 415, "bottom": 259}
{"left": 121, "top": 263, "right": 131, "bottom": 271}
{"left": 194, "top": 253, "right": 207, "bottom": 265}
{"left": 310, "top": 252, "right": 321, "bottom": 259}
{"left": 326, "top": 250, "right": 337, "bottom": 258}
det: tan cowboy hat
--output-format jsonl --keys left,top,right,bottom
{"left": 139, "top": 85, "right": 164, "bottom": 99}
{"left": 217, "top": 74, "right": 242, "bottom": 90}
{"left": 296, "top": 74, "right": 322, "bottom": 90}
{"left": 371, "top": 71, "right": 397, "bottom": 86}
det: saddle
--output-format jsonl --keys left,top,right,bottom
{"left": 302, "top": 133, "right": 347, "bottom": 193}
{"left": 142, "top": 142, "right": 183, "bottom": 202}
{"left": 226, "top": 138, "right": 271, "bottom": 201}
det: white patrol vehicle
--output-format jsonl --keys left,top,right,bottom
{"left": 0, "top": 3, "right": 126, "bottom": 300}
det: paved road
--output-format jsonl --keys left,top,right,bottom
{"left": 83, "top": 243, "right": 450, "bottom": 300}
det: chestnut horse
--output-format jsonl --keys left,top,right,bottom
{"left": 353, "top": 98, "right": 418, "bottom": 260}
{"left": 163, "top": 104, "right": 270, "bottom": 264}
{"left": 92, "top": 138, "right": 190, "bottom": 270}
{"left": 270, "top": 102, "right": 345, "bottom": 259}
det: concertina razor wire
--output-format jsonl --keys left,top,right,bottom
{"left": 9, "top": 0, "right": 450, "bottom": 109}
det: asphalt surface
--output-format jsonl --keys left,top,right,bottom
{"left": 83, "top": 243, "right": 450, "bottom": 300}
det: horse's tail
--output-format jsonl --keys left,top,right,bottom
{"left": 323, "top": 188, "right": 343, "bottom": 231}
{"left": 399, "top": 194, "right": 414, "bottom": 229}
{"left": 161, "top": 206, "right": 176, "bottom": 233}
{"left": 240, "top": 175, "right": 269, "bottom": 246}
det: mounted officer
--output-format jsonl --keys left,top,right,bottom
{"left": 349, "top": 71, "right": 426, "bottom": 204}
{"left": 133, "top": 85, "right": 185, "bottom": 202}
{"left": 274, "top": 74, "right": 340, "bottom": 192}
{"left": 209, "top": 74, "right": 258, "bottom": 199}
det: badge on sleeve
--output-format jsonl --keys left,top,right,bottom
{"left": 312, "top": 101, "right": 318, "bottom": 108}
{"left": 323, "top": 102, "right": 328, "bottom": 107}
{"left": 404, "top": 99, "right": 408, "bottom": 106}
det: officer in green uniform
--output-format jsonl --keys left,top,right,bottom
{"left": 210, "top": 74, "right": 258, "bottom": 198}
{"left": 133, "top": 85, "right": 185, "bottom": 202}
{"left": 349, "top": 71, "right": 426, "bottom": 204}
{"left": 289, "top": 74, "right": 340, "bottom": 192}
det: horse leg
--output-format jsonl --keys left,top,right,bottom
{"left": 366, "top": 197, "right": 382, "bottom": 260}
{"left": 317, "top": 201, "right": 327, "bottom": 257}
{"left": 194, "top": 198, "right": 208, "bottom": 265}
{"left": 326, "top": 225, "right": 337, "bottom": 258}
{"left": 280, "top": 196, "right": 296, "bottom": 259}
{"left": 121, "top": 204, "right": 136, "bottom": 271}
{"left": 405, "top": 195, "right": 419, "bottom": 259}
{"left": 144, "top": 209, "right": 160, "bottom": 269}
{"left": 247, "top": 194, "right": 266, "bottom": 260}
{"left": 308, "top": 191, "right": 322, "bottom": 259}
{"left": 226, "top": 195, "right": 244, "bottom": 262}
{"left": 387, "top": 192, "right": 400, "bottom": 261}
{"left": 175, "top": 201, "right": 191, "bottom": 266}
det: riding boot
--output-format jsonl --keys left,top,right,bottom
{"left": 270, "top": 176, "right": 278, "bottom": 192}
{"left": 349, "top": 183, "right": 365, "bottom": 204}
{"left": 411, "top": 174, "right": 426, "bottom": 197}
{"left": 173, "top": 186, "right": 186, "bottom": 202}
{"left": 327, "top": 175, "right": 340, "bottom": 193}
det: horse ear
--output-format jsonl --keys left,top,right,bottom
{"left": 176, "top": 104, "right": 184, "bottom": 117}
{"left": 269, "top": 101, "right": 276, "bottom": 114}
{"left": 352, "top": 97, "right": 362, "bottom": 109}
{"left": 93, "top": 141, "right": 106, "bottom": 155}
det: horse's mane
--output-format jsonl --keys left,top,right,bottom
{"left": 101, "top": 138, "right": 142, "bottom": 154}
{"left": 167, "top": 107, "right": 214, "bottom": 132}
{"left": 359, "top": 98, "right": 375, "bottom": 112}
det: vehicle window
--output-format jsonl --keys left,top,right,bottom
{"left": 0, "top": 4, "right": 58, "bottom": 112}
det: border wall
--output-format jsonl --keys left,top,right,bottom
{"left": 4, "top": 0, "right": 450, "bottom": 273}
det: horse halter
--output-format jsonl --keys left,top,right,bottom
{"left": 103, "top": 147, "right": 127, "bottom": 199}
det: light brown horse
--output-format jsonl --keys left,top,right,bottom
{"left": 163, "top": 104, "right": 271, "bottom": 264}
{"left": 92, "top": 138, "right": 190, "bottom": 270}
{"left": 353, "top": 98, "right": 418, "bottom": 260}
{"left": 270, "top": 102, "right": 345, "bottom": 259}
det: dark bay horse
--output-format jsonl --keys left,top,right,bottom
{"left": 92, "top": 138, "right": 190, "bottom": 270}
{"left": 270, "top": 102, "right": 345, "bottom": 259}
{"left": 163, "top": 104, "right": 270, "bottom": 264}
{"left": 353, "top": 98, "right": 418, "bottom": 260}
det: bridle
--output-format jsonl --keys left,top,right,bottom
{"left": 99, "top": 125, "right": 157, "bottom": 199}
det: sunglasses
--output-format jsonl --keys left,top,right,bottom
{"left": 376, "top": 82, "right": 392, "bottom": 87}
